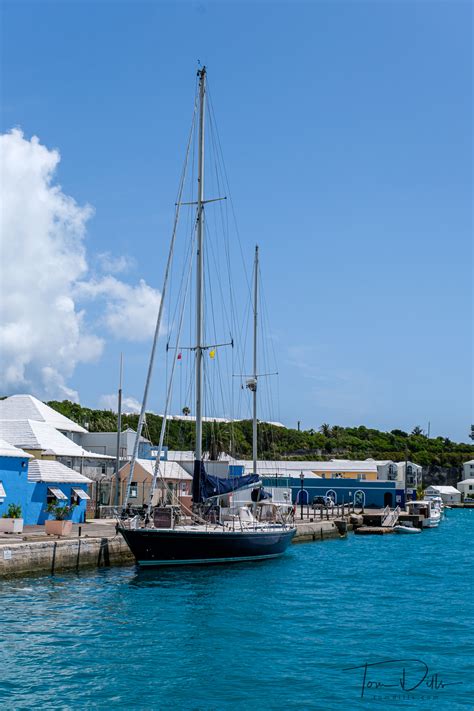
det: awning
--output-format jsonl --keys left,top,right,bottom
{"left": 0, "top": 482, "right": 6, "bottom": 498}
{"left": 48, "top": 487, "right": 67, "bottom": 501}
{"left": 72, "top": 487, "right": 90, "bottom": 501}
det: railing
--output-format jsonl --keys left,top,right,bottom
{"left": 297, "top": 502, "right": 352, "bottom": 521}
{"left": 381, "top": 505, "right": 400, "bottom": 527}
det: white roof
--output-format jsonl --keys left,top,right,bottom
{"left": 365, "top": 459, "right": 395, "bottom": 466}
{"left": 161, "top": 414, "right": 284, "bottom": 427}
{"left": 166, "top": 450, "right": 237, "bottom": 463}
{"left": 425, "top": 485, "right": 460, "bottom": 495}
{"left": 0, "top": 395, "right": 87, "bottom": 433}
{"left": 457, "top": 478, "right": 474, "bottom": 484}
{"left": 0, "top": 420, "right": 112, "bottom": 459}
{"left": 27, "top": 459, "right": 92, "bottom": 484}
{"left": 0, "top": 437, "right": 32, "bottom": 459}
{"left": 463, "top": 460, "right": 474, "bottom": 465}
{"left": 233, "top": 459, "right": 377, "bottom": 477}
{"left": 121, "top": 458, "right": 192, "bottom": 481}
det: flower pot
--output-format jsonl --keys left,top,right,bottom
{"left": 0, "top": 518, "right": 24, "bottom": 534}
{"left": 45, "top": 519, "right": 73, "bottom": 536}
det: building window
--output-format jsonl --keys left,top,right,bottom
{"left": 470, "top": 485, "right": 473, "bottom": 491}
{"left": 130, "top": 482, "right": 138, "bottom": 499}
{"left": 47, "top": 487, "right": 67, "bottom": 504}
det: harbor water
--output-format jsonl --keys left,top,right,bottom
{"left": 1, "top": 510, "right": 472, "bottom": 710}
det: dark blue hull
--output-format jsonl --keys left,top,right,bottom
{"left": 118, "top": 526, "right": 296, "bottom": 567}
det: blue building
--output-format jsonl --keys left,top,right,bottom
{"left": 27, "top": 460, "right": 91, "bottom": 524}
{"left": 0, "top": 439, "right": 32, "bottom": 519}
{"left": 0, "top": 439, "right": 91, "bottom": 525}
{"left": 262, "top": 475, "right": 405, "bottom": 509}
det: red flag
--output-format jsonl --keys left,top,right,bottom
{"left": 177, "top": 353, "right": 182, "bottom": 360}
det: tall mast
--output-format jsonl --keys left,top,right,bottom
{"left": 114, "top": 352, "right": 123, "bottom": 507}
{"left": 195, "top": 66, "right": 206, "bottom": 462}
{"left": 252, "top": 245, "right": 259, "bottom": 476}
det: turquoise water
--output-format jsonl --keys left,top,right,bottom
{"left": 0, "top": 510, "right": 472, "bottom": 710}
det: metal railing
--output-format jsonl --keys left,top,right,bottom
{"left": 381, "top": 505, "right": 400, "bottom": 527}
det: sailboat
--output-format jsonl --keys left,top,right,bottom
{"left": 117, "top": 67, "right": 296, "bottom": 566}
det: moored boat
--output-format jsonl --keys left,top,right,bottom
{"left": 393, "top": 523, "right": 421, "bottom": 534}
{"left": 117, "top": 67, "right": 296, "bottom": 566}
{"left": 405, "top": 500, "right": 441, "bottom": 528}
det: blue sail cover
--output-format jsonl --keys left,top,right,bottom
{"left": 192, "top": 460, "right": 259, "bottom": 503}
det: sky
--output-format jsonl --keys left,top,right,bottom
{"left": 0, "top": 0, "right": 472, "bottom": 441}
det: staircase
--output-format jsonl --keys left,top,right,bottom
{"left": 381, "top": 505, "right": 400, "bottom": 527}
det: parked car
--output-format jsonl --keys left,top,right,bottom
{"left": 312, "top": 496, "right": 334, "bottom": 508}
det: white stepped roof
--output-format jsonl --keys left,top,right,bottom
{"left": 425, "top": 485, "right": 460, "bottom": 495}
{"left": 458, "top": 478, "right": 474, "bottom": 484}
{"left": 0, "top": 395, "right": 87, "bottom": 433}
{"left": 166, "top": 450, "right": 237, "bottom": 463}
{"left": 121, "top": 459, "right": 192, "bottom": 481}
{"left": 0, "top": 437, "right": 32, "bottom": 459}
{"left": 236, "top": 459, "right": 378, "bottom": 476}
{"left": 28, "top": 459, "right": 92, "bottom": 484}
{"left": 0, "top": 420, "right": 112, "bottom": 459}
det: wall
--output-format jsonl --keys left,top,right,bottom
{"left": 0, "top": 456, "right": 30, "bottom": 519}
{"left": 262, "top": 476, "right": 404, "bottom": 508}
{"left": 27, "top": 483, "right": 88, "bottom": 525}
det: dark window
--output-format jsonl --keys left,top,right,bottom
{"left": 46, "top": 491, "right": 57, "bottom": 505}
{"left": 130, "top": 483, "right": 138, "bottom": 499}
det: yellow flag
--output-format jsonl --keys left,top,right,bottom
{"left": 209, "top": 350, "right": 216, "bottom": 359}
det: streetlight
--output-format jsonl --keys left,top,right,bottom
{"left": 299, "top": 472, "right": 305, "bottom": 521}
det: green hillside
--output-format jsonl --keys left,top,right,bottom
{"left": 47, "top": 400, "right": 474, "bottom": 468}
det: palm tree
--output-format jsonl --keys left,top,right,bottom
{"left": 411, "top": 426, "right": 424, "bottom": 436}
{"left": 182, "top": 406, "right": 191, "bottom": 417}
{"left": 319, "top": 423, "right": 332, "bottom": 437}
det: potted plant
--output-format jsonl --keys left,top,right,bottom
{"left": 45, "top": 503, "right": 76, "bottom": 536}
{"left": 0, "top": 503, "right": 24, "bottom": 534}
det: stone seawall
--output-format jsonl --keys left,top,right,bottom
{"left": 0, "top": 535, "right": 134, "bottom": 578}
{"left": 0, "top": 519, "right": 347, "bottom": 578}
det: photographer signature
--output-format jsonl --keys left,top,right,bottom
{"left": 343, "top": 659, "right": 463, "bottom": 699}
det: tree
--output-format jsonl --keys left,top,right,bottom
{"left": 182, "top": 406, "right": 191, "bottom": 417}
{"left": 319, "top": 423, "right": 331, "bottom": 437}
{"left": 470, "top": 425, "right": 474, "bottom": 441}
{"left": 411, "top": 426, "right": 424, "bottom": 436}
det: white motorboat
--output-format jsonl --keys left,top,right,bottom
{"left": 405, "top": 500, "right": 441, "bottom": 528}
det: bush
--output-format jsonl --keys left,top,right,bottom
{"left": 2, "top": 503, "right": 22, "bottom": 519}
{"left": 46, "top": 503, "right": 76, "bottom": 520}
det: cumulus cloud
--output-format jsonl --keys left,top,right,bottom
{"left": 99, "top": 393, "right": 142, "bottom": 414}
{"left": 75, "top": 276, "right": 161, "bottom": 341}
{"left": 96, "top": 252, "right": 135, "bottom": 274}
{"left": 0, "top": 129, "right": 160, "bottom": 400}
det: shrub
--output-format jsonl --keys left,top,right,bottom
{"left": 46, "top": 503, "right": 76, "bottom": 520}
{"left": 2, "top": 503, "right": 22, "bottom": 519}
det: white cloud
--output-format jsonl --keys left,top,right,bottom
{"left": 75, "top": 276, "right": 161, "bottom": 341}
{"left": 96, "top": 252, "right": 135, "bottom": 274}
{"left": 99, "top": 393, "right": 142, "bottom": 414}
{"left": 0, "top": 129, "right": 160, "bottom": 400}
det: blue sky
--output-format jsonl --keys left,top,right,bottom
{"left": 1, "top": 0, "right": 472, "bottom": 441}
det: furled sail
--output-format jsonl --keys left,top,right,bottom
{"left": 192, "top": 460, "right": 259, "bottom": 503}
